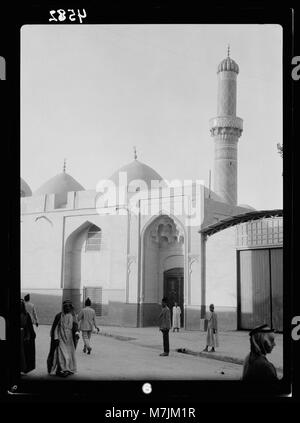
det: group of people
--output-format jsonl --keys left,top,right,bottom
{"left": 21, "top": 294, "right": 279, "bottom": 381}
{"left": 47, "top": 298, "right": 100, "bottom": 377}
{"left": 159, "top": 298, "right": 278, "bottom": 381}
{"left": 158, "top": 299, "right": 218, "bottom": 357}
{"left": 20, "top": 295, "right": 99, "bottom": 378}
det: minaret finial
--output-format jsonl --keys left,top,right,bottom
{"left": 133, "top": 146, "right": 137, "bottom": 160}
{"left": 227, "top": 44, "right": 230, "bottom": 58}
{"left": 63, "top": 158, "right": 66, "bottom": 173}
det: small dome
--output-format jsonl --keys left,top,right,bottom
{"left": 109, "top": 159, "right": 163, "bottom": 188}
{"left": 218, "top": 56, "right": 239, "bottom": 74}
{"left": 34, "top": 172, "right": 85, "bottom": 196}
{"left": 21, "top": 178, "right": 32, "bottom": 197}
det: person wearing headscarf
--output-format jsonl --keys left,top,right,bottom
{"left": 20, "top": 299, "right": 36, "bottom": 374}
{"left": 77, "top": 298, "right": 99, "bottom": 354}
{"left": 24, "top": 294, "right": 39, "bottom": 327}
{"left": 203, "top": 304, "right": 219, "bottom": 352}
{"left": 47, "top": 300, "right": 79, "bottom": 377}
{"left": 242, "top": 324, "right": 278, "bottom": 382}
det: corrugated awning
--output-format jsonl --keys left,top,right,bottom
{"left": 199, "top": 209, "right": 283, "bottom": 237}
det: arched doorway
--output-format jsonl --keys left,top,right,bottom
{"left": 164, "top": 267, "right": 184, "bottom": 327}
{"left": 141, "top": 214, "right": 185, "bottom": 326}
{"left": 63, "top": 221, "right": 102, "bottom": 312}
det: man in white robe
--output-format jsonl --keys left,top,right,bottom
{"left": 203, "top": 304, "right": 219, "bottom": 352}
{"left": 172, "top": 302, "right": 181, "bottom": 332}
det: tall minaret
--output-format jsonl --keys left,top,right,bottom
{"left": 209, "top": 47, "right": 243, "bottom": 205}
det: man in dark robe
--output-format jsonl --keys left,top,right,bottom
{"left": 242, "top": 324, "right": 278, "bottom": 382}
{"left": 20, "top": 299, "right": 36, "bottom": 374}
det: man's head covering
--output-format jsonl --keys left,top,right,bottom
{"left": 249, "top": 325, "right": 275, "bottom": 356}
{"left": 24, "top": 294, "right": 30, "bottom": 302}
{"left": 62, "top": 299, "right": 74, "bottom": 314}
{"left": 85, "top": 298, "right": 91, "bottom": 306}
{"left": 249, "top": 324, "right": 274, "bottom": 337}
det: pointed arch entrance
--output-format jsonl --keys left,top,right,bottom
{"left": 63, "top": 221, "right": 102, "bottom": 312}
{"left": 141, "top": 214, "right": 185, "bottom": 326}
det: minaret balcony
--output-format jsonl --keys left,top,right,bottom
{"left": 209, "top": 116, "right": 243, "bottom": 132}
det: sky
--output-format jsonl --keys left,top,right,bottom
{"left": 21, "top": 24, "right": 283, "bottom": 210}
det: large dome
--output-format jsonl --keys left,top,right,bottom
{"left": 109, "top": 159, "right": 163, "bottom": 188}
{"left": 21, "top": 178, "right": 32, "bottom": 197}
{"left": 34, "top": 172, "right": 85, "bottom": 196}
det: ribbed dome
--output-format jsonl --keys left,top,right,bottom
{"left": 218, "top": 56, "right": 239, "bottom": 74}
{"left": 109, "top": 159, "right": 163, "bottom": 188}
{"left": 21, "top": 178, "right": 32, "bottom": 197}
{"left": 34, "top": 172, "right": 85, "bottom": 196}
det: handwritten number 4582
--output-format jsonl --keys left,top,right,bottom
{"left": 49, "top": 9, "right": 87, "bottom": 24}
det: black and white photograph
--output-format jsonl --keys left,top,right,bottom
{"left": 1, "top": 3, "right": 299, "bottom": 406}
{"left": 19, "top": 23, "right": 283, "bottom": 381}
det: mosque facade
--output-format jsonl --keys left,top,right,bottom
{"left": 20, "top": 52, "right": 283, "bottom": 331}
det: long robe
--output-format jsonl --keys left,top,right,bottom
{"left": 47, "top": 312, "right": 78, "bottom": 374}
{"left": 205, "top": 311, "right": 219, "bottom": 348}
{"left": 172, "top": 306, "right": 181, "bottom": 329}
{"left": 242, "top": 353, "right": 278, "bottom": 381}
{"left": 50, "top": 312, "right": 77, "bottom": 374}
{"left": 20, "top": 312, "right": 36, "bottom": 373}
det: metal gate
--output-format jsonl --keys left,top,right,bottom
{"left": 83, "top": 287, "right": 102, "bottom": 316}
{"left": 238, "top": 248, "right": 283, "bottom": 331}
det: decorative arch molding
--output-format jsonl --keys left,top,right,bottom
{"left": 149, "top": 217, "right": 184, "bottom": 246}
{"left": 188, "top": 254, "right": 200, "bottom": 277}
{"left": 35, "top": 215, "right": 53, "bottom": 227}
{"left": 141, "top": 211, "right": 186, "bottom": 242}
{"left": 127, "top": 255, "right": 136, "bottom": 276}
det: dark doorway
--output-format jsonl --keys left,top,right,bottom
{"left": 163, "top": 268, "right": 184, "bottom": 327}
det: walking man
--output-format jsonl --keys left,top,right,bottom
{"left": 159, "top": 297, "right": 171, "bottom": 356}
{"left": 24, "top": 294, "right": 39, "bottom": 328}
{"left": 77, "top": 298, "right": 99, "bottom": 354}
